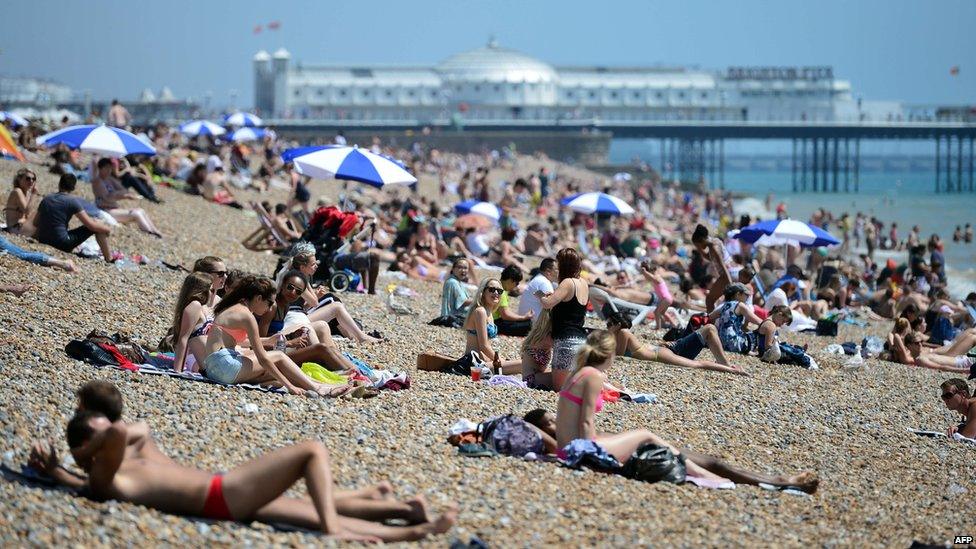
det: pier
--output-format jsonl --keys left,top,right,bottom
{"left": 271, "top": 118, "right": 976, "bottom": 193}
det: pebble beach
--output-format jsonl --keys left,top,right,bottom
{"left": 0, "top": 156, "right": 972, "bottom": 547}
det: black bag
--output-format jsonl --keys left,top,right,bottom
{"left": 620, "top": 443, "right": 687, "bottom": 484}
{"left": 442, "top": 351, "right": 486, "bottom": 376}
{"left": 428, "top": 313, "right": 466, "bottom": 329}
{"left": 65, "top": 339, "right": 120, "bottom": 366}
{"left": 815, "top": 318, "right": 838, "bottom": 336}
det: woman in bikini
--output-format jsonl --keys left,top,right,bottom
{"left": 393, "top": 251, "right": 446, "bottom": 283}
{"left": 606, "top": 313, "right": 747, "bottom": 375}
{"left": 450, "top": 277, "right": 522, "bottom": 374}
{"left": 171, "top": 272, "right": 215, "bottom": 373}
{"left": 520, "top": 309, "right": 554, "bottom": 389}
{"left": 555, "top": 330, "right": 819, "bottom": 492}
{"left": 4, "top": 167, "right": 39, "bottom": 235}
{"left": 884, "top": 330, "right": 975, "bottom": 373}
{"left": 201, "top": 275, "right": 351, "bottom": 397}
{"left": 407, "top": 222, "right": 439, "bottom": 264}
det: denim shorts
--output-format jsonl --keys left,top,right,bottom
{"left": 203, "top": 348, "right": 244, "bottom": 384}
{"left": 667, "top": 331, "right": 706, "bottom": 360}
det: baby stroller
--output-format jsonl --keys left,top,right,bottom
{"left": 301, "top": 206, "right": 364, "bottom": 292}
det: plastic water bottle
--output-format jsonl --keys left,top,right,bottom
{"left": 274, "top": 334, "right": 287, "bottom": 352}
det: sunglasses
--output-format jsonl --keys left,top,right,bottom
{"left": 210, "top": 270, "right": 228, "bottom": 277}
{"left": 284, "top": 283, "right": 304, "bottom": 293}
{"left": 941, "top": 391, "right": 956, "bottom": 400}
{"left": 485, "top": 287, "right": 504, "bottom": 295}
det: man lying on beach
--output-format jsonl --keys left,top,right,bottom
{"left": 940, "top": 379, "right": 976, "bottom": 439}
{"left": 28, "top": 381, "right": 456, "bottom": 542}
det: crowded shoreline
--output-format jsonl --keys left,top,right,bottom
{"left": 0, "top": 115, "right": 974, "bottom": 546}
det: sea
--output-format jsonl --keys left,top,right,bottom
{"left": 608, "top": 144, "right": 976, "bottom": 298}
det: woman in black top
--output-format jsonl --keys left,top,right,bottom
{"left": 537, "top": 248, "right": 589, "bottom": 390}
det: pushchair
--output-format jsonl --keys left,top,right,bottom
{"left": 300, "top": 206, "right": 365, "bottom": 292}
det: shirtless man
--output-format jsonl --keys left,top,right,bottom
{"left": 691, "top": 224, "right": 734, "bottom": 313}
{"left": 28, "top": 386, "right": 456, "bottom": 542}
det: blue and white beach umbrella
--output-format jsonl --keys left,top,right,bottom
{"left": 561, "top": 192, "right": 635, "bottom": 215}
{"left": 36, "top": 124, "right": 156, "bottom": 157}
{"left": 281, "top": 145, "right": 417, "bottom": 188}
{"left": 179, "top": 120, "right": 226, "bottom": 137}
{"left": 224, "top": 127, "right": 271, "bottom": 143}
{"left": 455, "top": 200, "right": 501, "bottom": 221}
{"left": 222, "top": 112, "right": 263, "bottom": 127}
{"left": 734, "top": 219, "right": 840, "bottom": 248}
{"left": 0, "top": 111, "right": 29, "bottom": 128}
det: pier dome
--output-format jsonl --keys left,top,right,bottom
{"left": 437, "top": 39, "right": 557, "bottom": 84}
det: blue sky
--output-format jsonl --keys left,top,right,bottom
{"left": 2, "top": 0, "right": 973, "bottom": 108}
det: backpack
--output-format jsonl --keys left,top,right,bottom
{"left": 478, "top": 415, "right": 543, "bottom": 457}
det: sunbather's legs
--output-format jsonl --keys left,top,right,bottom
{"left": 239, "top": 351, "right": 337, "bottom": 394}
{"left": 307, "top": 303, "right": 379, "bottom": 343}
{"left": 679, "top": 449, "right": 819, "bottom": 493}
{"left": 656, "top": 346, "right": 745, "bottom": 375}
{"left": 698, "top": 324, "right": 733, "bottom": 366}
{"left": 109, "top": 208, "right": 161, "bottom": 237}
{"left": 221, "top": 441, "right": 342, "bottom": 533}
{"left": 595, "top": 430, "right": 726, "bottom": 482}
{"left": 256, "top": 493, "right": 429, "bottom": 527}
{"left": 95, "top": 233, "right": 113, "bottom": 263}
{"left": 286, "top": 344, "right": 356, "bottom": 373}
{"left": 251, "top": 491, "right": 456, "bottom": 540}
{"left": 938, "top": 328, "right": 976, "bottom": 356}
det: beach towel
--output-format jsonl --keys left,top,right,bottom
{"left": 72, "top": 351, "right": 287, "bottom": 394}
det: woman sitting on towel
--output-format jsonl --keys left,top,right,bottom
{"left": 605, "top": 313, "right": 747, "bottom": 375}
{"left": 521, "top": 309, "right": 555, "bottom": 389}
{"left": 554, "top": 330, "right": 819, "bottom": 492}
{"left": 257, "top": 270, "right": 358, "bottom": 375}
{"left": 172, "top": 272, "right": 216, "bottom": 373}
{"left": 202, "top": 275, "right": 352, "bottom": 397}
{"left": 279, "top": 244, "right": 381, "bottom": 344}
{"left": 448, "top": 277, "right": 522, "bottom": 375}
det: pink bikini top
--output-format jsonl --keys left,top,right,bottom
{"left": 213, "top": 323, "right": 248, "bottom": 344}
{"left": 559, "top": 367, "right": 604, "bottom": 413}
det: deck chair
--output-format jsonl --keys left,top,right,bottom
{"left": 242, "top": 202, "right": 291, "bottom": 252}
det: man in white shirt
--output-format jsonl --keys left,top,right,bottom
{"left": 518, "top": 257, "right": 557, "bottom": 320}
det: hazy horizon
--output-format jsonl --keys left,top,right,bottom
{"left": 2, "top": 0, "right": 974, "bottom": 109}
